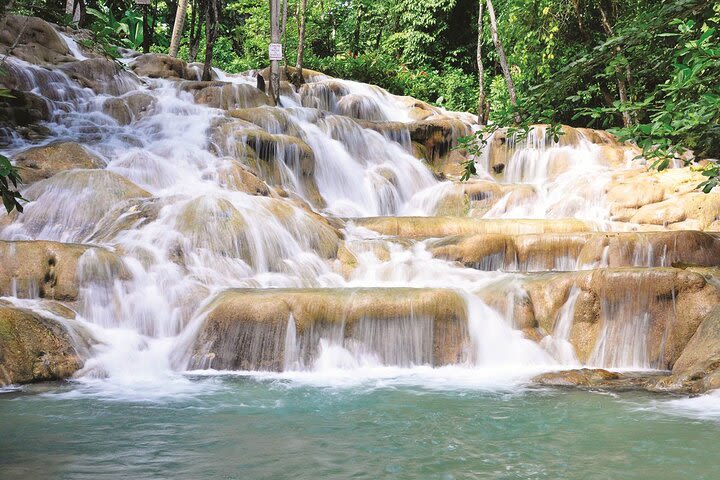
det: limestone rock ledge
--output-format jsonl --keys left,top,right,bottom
{"left": 0, "top": 303, "right": 88, "bottom": 386}
{"left": 189, "top": 288, "right": 469, "bottom": 371}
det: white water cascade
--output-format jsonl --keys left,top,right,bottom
{"left": 1, "top": 25, "right": 716, "bottom": 396}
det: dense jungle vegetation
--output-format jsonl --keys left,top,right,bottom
{"left": 1, "top": 0, "right": 719, "bottom": 210}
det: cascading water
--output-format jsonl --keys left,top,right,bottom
{"left": 1, "top": 25, "right": 715, "bottom": 398}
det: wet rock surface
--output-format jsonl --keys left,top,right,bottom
{"left": 190, "top": 288, "right": 468, "bottom": 371}
{"left": 0, "top": 304, "right": 83, "bottom": 386}
{"left": 531, "top": 368, "right": 662, "bottom": 391}
{"left": 13, "top": 141, "right": 105, "bottom": 184}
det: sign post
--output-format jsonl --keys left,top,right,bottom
{"left": 268, "top": 43, "right": 283, "bottom": 61}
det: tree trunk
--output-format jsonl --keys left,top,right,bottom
{"left": 486, "top": 0, "right": 519, "bottom": 123}
{"left": 352, "top": 2, "right": 363, "bottom": 56}
{"left": 65, "top": 0, "right": 83, "bottom": 24}
{"left": 476, "top": 0, "right": 486, "bottom": 123}
{"left": 188, "top": 0, "right": 201, "bottom": 62}
{"left": 169, "top": 0, "right": 189, "bottom": 57}
{"left": 269, "top": 0, "right": 282, "bottom": 105}
{"left": 281, "top": 0, "right": 288, "bottom": 51}
{"left": 142, "top": 5, "right": 151, "bottom": 53}
{"left": 295, "top": 0, "right": 308, "bottom": 85}
{"left": 202, "top": 0, "right": 218, "bottom": 81}
{"left": 598, "top": 1, "right": 632, "bottom": 127}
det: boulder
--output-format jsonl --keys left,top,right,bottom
{"left": 130, "top": 53, "right": 201, "bottom": 80}
{"left": 0, "top": 304, "right": 85, "bottom": 386}
{"left": 13, "top": 170, "right": 151, "bottom": 242}
{"left": 651, "top": 306, "right": 720, "bottom": 393}
{"left": 217, "top": 118, "right": 323, "bottom": 207}
{"left": 0, "top": 15, "right": 73, "bottom": 67}
{"left": 59, "top": 58, "right": 139, "bottom": 96}
{"left": 188, "top": 288, "right": 468, "bottom": 371}
{"left": 13, "top": 141, "right": 104, "bottom": 184}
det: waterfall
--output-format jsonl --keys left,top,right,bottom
{"left": 1, "top": 25, "right": 708, "bottom": 392}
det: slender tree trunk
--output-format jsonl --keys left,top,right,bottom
{"left": 352, "top": 2, "right": 363, "bottom": 56}
{"left": 486, "top": 0, "right": 519, "bottom": 123}
{"left": 269, "top": 0, "right": 282, "bottom": 105}
{"left": 188, "top": 0, "right": 201, "bottom": 62}
{"left": 65, "top": 0, "right": 83, "bottom": 24}
{"left": 295, "top": 0, "right": 308, "bottom": 85}
{"left": 476, "top": 0, "right": 486, "bottom": 123}
{"left": 142, "top": 5, "right": 151, "bottom": 53}
{"left": 281, "top": 0, "right": 289, "bottom": 77}
{"left": 202, "top": 0, "right": 218, "bottom": 81}
{"left": 281, "top": 0, "right": 288, "bottom": 50}
{"left": 169, "top": 0, "right": 188, "bottom": 57}
{"left": 598, "top": 1, "right": 632, "bottom": 127}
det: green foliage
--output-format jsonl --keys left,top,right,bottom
{"left": 0, "top": 153, "right": 24, "bottom": 214}
{"left": 0, "top": 72, "right": 24, "bottom": 214}
{"left": 579, "top": 3, "right": 720, "bottom": 187}
{"left": 83, "top": 0, "right": 168, "bottom": 56}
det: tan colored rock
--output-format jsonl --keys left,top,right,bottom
{"left": 532, "top": 368, "right": 655, "bottom": 390}
{"left": 182, "top": 81, "right": 271, "bottom": 110}
{"left": 337, "top": 94, "right": 386, "bottom": 121}
{"left": 606, "top": 181, "right": 665, "bottom": 209}
{"left": 0, "top": 305, "right": 85, "bottom": 386}
{"left": 13, "top": 142, "right": 104, "bottom": 184}
{"left": 631, "top": 199, "right": 687, "bottom": 225}
{"left": 533, "top": 368, "right": 619, "bottom": 387}
{"left": 101, "top": 92, "right": 156, "bottom": 125}
{"left": 217, "top": 160, "right": 271, "bottom": 195}
{"left": 0, "top": 240, "right": 127, "bottom": 301}
{"left": 651, "top": 306, "right": 720, "bottom": 393}
{"left": 189, "top": 288, "right": 468, "bottom": 371}
{"left": 217, "top": 119, "right": 323, "bottom": 207}
{"left": 523, "top": 268, "right": 720, "bottom": 368}
{"left": 8, "top": 170, "right": 151, "bottom": 241}
{"left": 354, "top": 217, "right": 594, "bottom": 238}
{"left": 0, "top": 15, "right": 72, "bottom": 67}
{"left": 576, "top": 231, "right": 720, "bottom": 268}
{"left": 228, "top": 107, "right": 301, "bottom": 136}
{"left": 130, "top": 53, "right": 200, "bottom": 80}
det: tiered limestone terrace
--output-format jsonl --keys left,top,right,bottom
{"left": 1, "top": 15, "right": 720, "bottom": 395}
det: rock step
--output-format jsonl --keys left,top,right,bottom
{"left": 189, "top": 288, "right": 469, "bottom": 371}
{"left": 350, "top": 217, "right": 596, "bottom": 238}
{"left": 478, "top": 267, "right": 720, "bottom": 370}
{"left": 428, "top": 230, "right": 720, "bottom": 271}
{"left": 0, "top": 240, "right": 127, "bottom": 301}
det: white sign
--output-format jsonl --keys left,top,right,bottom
{"left": 268, "top": 43, "right": 283, "bottom": 61}
{"left": 135, "top": 0, "right": 151, "bottom": 4}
